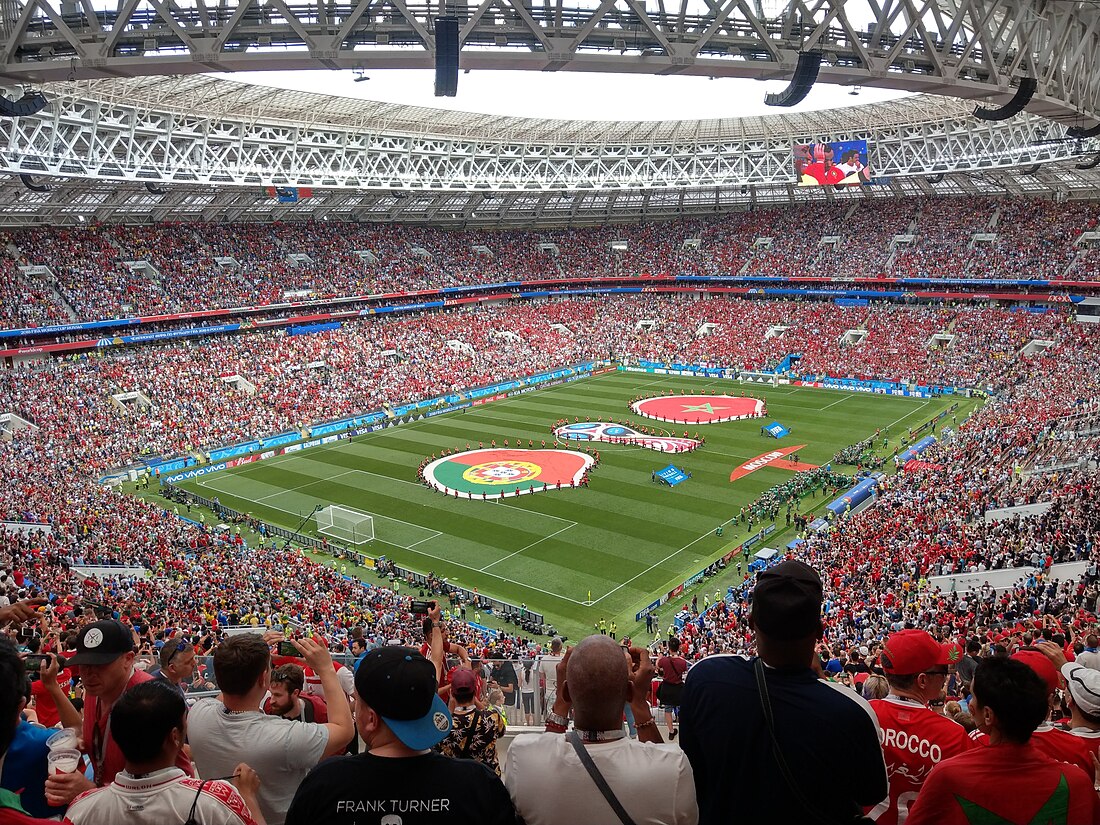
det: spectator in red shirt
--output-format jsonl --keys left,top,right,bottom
{"left": 656, "top": 637, "right": 688, "bottom": 740}
{"left": 28, "top": 657, "right": 73, "bottom": 730}
{"left": 868, "top": 630, "right": 974, "bottom": 824}
{"left": 44, "top": 621, "right": 191, "bottom": 808}
{"left": 907, "top": 656, "right": 1100, "bottom": 825}
{"left": 264, "top": 665, "right": 328, "bottom": 724}
{"left": 1028, "top": 640, "right": 1100, "bottom": 777}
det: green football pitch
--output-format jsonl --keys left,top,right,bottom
{"left": 173, "top": 371, "right": 975, "bottom": 640}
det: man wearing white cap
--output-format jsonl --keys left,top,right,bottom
{"left": 1031, "top": 640, "right": 1100, "bottom": 777}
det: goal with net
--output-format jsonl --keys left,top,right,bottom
{"left": 315, "top": 505, "right": 375, "bottom": 546}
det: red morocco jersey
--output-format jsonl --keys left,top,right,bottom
{"left": 867, "top": 696, "right": 975, "bottom": 825}
{"left": 1032, "top": 725, "right": 1100, "bottom": 777}
{"left": 906, "top": 741, "right": 1100, "bottom": 825}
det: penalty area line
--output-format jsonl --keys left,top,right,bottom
{"left": 245, "top": 499, "right": 588, "bottom": 606}
{"left": 885, "top": 400, "right": 932, "bottom": 433}
{"left": 479, "top": 523, "right": 576, "bottom": 572}
{"left": 591, "top": 526, "right": 717, "bottom": 607}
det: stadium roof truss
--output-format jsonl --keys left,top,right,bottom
{"left": 0, "top": 77, "right": 1096, "bottom": 212}
{"left": 1, "top": 158, "right": 1098, "bottom": 225}
{"left": 0, "top": 0, "right": 1098, "bottom": 126}
{"left": 0, "top": 1, "right": 1097, "bottom": 224}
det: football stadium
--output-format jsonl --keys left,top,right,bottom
{"left": 3, "top": 0, "right": 1100, "bottom": 822}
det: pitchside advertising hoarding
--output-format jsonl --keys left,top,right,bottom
{"left": 794, "top": 139, "right": 872, "bottom": 187}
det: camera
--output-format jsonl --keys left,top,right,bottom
{"left": 24, "top": 654, "right": 51, "bottom": 680}
{"left": 277, "top": 640, "right": 301, "bottom": 657}
{"left": 410, "top": 600, "right": 435, "bottom": 615}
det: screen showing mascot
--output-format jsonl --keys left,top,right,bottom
{"left": 793, "top": 139, "right": 871, "bottom": 187}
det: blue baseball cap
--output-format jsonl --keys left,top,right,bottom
{"left": 354, "top": 646, "right": 451, "bottom": 749}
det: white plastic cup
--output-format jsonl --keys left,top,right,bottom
{"left": 46, "top": 728, "right": 78, "bottom": 751}
{"left": 47, "top": 748, "right": 81, "bottom": 775}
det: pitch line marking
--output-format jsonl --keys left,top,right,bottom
{"left": 275, "top": 513, "right": 588, "bottom": 606}
{"left": 191, "top": 380, "right": 584, "bottom": 485}
{"left": 478, "top": 523, "right": 576, "bottom": 572}
{"left": 885, "top": 400, "right": 932, "bottom": 432}
{"left": 493, "top": 499, "right": 580, "bottom": 526}
{"left": 200, "top": 472, "right": 443, "bottom": 545}
{"left": 406, "top": 533, "right": 443, "bottom": 549}
{"left": 591, "top": 526, "right": 717, "bottom": 606}
{"left": 699, "top": 448, "right": 757, "bottom": 460}
{"left": 819, "top": 395, "right": 851, "bottom": 411}
{"left": 202, "top": 465, "right": 583, "bottom": 578}
{"left": 251, "top": 469, "right": 358, "bottom": 504}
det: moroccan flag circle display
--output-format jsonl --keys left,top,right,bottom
{"left": 424, "top": 449, "right": 595, "bottom": 499}
{"left": 631, "top": 394, "right": 764, "bottom": 424}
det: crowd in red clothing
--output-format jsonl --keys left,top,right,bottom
{"left": 2, "top": 196, "right": 1100, "bottom": 328}
{"left": 0, "top": 296, "right": 1091, "bottom": 477}
{"left": 665, "top": 323, "right": 1100, "bottom": 664}
{"left": 0, "top": 294, "right": 1096, "bottom": 663}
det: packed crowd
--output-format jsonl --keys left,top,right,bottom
{"left": 0, "top": 296, "right": 1079, "bottom": 475}
{"left": 4, "top": 285, "right": 1100, "bottom": 822}
{"left": 2, "top": 196, "right": 1100, "bottom": 328}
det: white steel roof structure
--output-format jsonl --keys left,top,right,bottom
{"left": 0, "top": 0, "right": 1098, "bottom": 125}
{"left": 0, "top": 74, "right": 1097, "bottom": 224}
{"left": 0, "top": 0, "right": 1096, "bottom": 224}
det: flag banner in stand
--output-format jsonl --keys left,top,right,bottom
{"left": 424, "top": 449, "right": 595, "bottom": 499}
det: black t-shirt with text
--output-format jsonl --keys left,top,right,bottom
{"left": 284, "top": 751, "right": 514, "bottom": 825}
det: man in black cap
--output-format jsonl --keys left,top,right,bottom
{"left": 679, "top": 560, "right": 887, "bottom": 825}
{"left": 284, "top": 646, "right": 513, "bottom": 825}
{"left": 44, "top": 619, "right": 193, "bottom": 809}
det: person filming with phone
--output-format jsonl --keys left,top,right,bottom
{"left": 187, "top": 632, "right": 354, "bottom": 825}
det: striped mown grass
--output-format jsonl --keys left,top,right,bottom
{"left": 177, "top": 371, "right": 974, "bottom": 639}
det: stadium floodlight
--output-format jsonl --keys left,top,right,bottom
{"left": 316, "top": 504, "right": 375, "bottom": 546}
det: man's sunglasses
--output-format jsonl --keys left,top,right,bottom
{"left": 166, "top": 639, "right": 190, "bottom": 664}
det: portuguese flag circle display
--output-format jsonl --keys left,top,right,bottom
{"left": 424, "top": 448, "right": 595, "bottom": 499}
{"left": 631, "top": 394, "right": 764, "bottom": 425}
